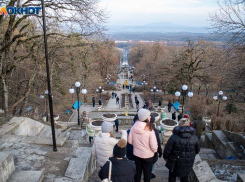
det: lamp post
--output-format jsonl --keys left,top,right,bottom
{"left": 141, "top": 74, "right": 145, "bottom": 82}
{"left": 175, "top": 85, "right": 194, "bottom": 116}
{"left": 213, "top": 91, "right": 227, "bottom": 116}
{"left": 143, "top": 81, "right": 148, "bottom": 90}
{"left": 41, "top": 0, "right": 57, "bottom": 152}
{"left": 40, "top": 90, "right": 49, "bottom": 122}
{"left": 96, "top": 86, "right": 104, "bottom": 99}
{"left": 81, "top": 87, "right": 88, "bottom": 104}
{"left": 151, "top": 86, "right": 159, "bottom": 103}
{"left": 69, "top": 82, "right": 81, "bottom": 126}
{"left": 69, "top": 87, "right": 75, "bottom": 103}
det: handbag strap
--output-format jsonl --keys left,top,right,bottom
{"left": 177, "top": 138, "right": 190, "bottom": 158}
{"left": 108, "top": 161, "right": 112, "bottom": 181}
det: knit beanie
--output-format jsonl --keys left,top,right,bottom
{"left": 138, "top": 108, "right": 151, "bottom": 122}
{"left": 113, "top": 139, "right": 127, "bottom": 158}
{"left": 101, "top": 121, "right": 113, "bottom": 133}
{"left": 150, "top": 114, "right": 155, "bottom": 123}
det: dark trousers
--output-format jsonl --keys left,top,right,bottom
{"left": 115, "top": 125, "right": 118, "bottom": 132}
{"left": 168, "top": 107, "right": 171, "bottom": 112}
{"left": 169, "top": 171, "right": 188, "bottom": 182}
{"left": 89, "top": 136, "right": 93, "bottom": 143}
{"left": 93, "top": 102, "right": 95, "bottom": 107}
{"left": 134, "top": 155, "right": 153, "bottom": 182}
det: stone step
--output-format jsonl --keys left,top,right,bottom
{"left": 212, "top": 130, "right": 232, "bottom": 158}
{"left": 7, "top": 170, "right": 44, "bottom": 182}
{"left": 38, "top": 125, "right": 62, "bottom": 138}
{"left": 65, "top": 147, "right": 95, "bottom": 182}
{"left": 0, "top": 151, "right": 15, "bottom": 182}
{"left": 212, "top": 130, "right": 231, "bottom": 147}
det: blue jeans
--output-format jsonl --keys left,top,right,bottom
{"left": 89, "top": 136, "right": 93, "bottom": 143}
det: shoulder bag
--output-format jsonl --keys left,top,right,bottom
{"left": 165, "top": 138, "right": 189, "bottom": 172}
{"left": 101, "top": 160, "right": 112, "bottom": 182}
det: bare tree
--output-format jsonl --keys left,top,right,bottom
{"left": 209, "top": 0, "right": 245, "bottom": 51}
{"left": 0, "top": 0, "right": 107, "bottom": 114}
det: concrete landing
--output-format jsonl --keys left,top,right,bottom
{"left": 0, "top": 134, "right": 66, "bottom": 147}
{"left": 0, "top": 151, "right": 15, "bottom": 182}
{"left": 8, "top": 170, "right": 44, "bottom": 182}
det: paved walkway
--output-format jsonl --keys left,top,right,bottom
{"left": 65, "top": 73, "right": 180, "bottom": 182}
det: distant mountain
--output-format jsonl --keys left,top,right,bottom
{"left": 107, "top": 21, "right": 208, "bottom": 33}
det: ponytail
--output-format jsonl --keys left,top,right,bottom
{"left": 143, "top": 118, "right": 154, "bottom": 131}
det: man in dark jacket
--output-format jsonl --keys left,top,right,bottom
{"left": 92, "top": 97, "right": 95, "bottom": 107}
{"left": 135, "top": 99, "right": 139, "bottom": 109}
{"left": 178, "top": 112, "right": 183, "bottom": 121}
{"left": 99, "top": 139, "right": 136, "bottom": 182}
{"left": 163, "top": 121, "right": 200, "bottom": 182}
{"left": 172, "top": 112, "right": 176, "bottom": 120}
{"left": 159, "top": 98, "right": 162, "bottom": 107}
{"left": 114, "top": 118, "right": 119, "bottom": 132}
{"left": 99, "top": 99, "right": 102, "bottom": 106}
{"left": 168, "top": 101, "right": 172, "bottom": 112}
{"left": 193, "top": 114, "right": 206, "bottom": 139}
{"left": 150, "top": 114, "right": 162, "bottom": 179}
{"left": 116, "top": 97, "right": 119, "bottom": 104}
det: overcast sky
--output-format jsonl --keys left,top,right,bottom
{"left": 99, "top": 0, "right": 220, "bottom": 27}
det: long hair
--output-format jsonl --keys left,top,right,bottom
{"left": 143, "top": 118, "right": 154, "bottom": 131}
{"left": 110, "top": 131, "right": 116, "bottom": 138}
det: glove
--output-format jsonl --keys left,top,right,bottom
{"left": 159, "top": 153, "right": 162, "bottom": 158}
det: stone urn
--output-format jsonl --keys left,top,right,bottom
{"left": 153, "top": 105, "right": 160, "bottom": 111}
{"left": 90, "top": 120, "right": 104, "bottom": 136}
{"left": 160, "top": 119, "right": 178, "bottom": 144}
{"left": 203, "top": 117, "right": 211, "bottom": 125}
{"left": 151, "top": 112, "right": 160, "bottom": 122}
{"left": 160, "top": 106, "right": 166, "bottom": 112}
{"left": 102, "top": 113, "right": 117, "bottom": 122}
{"left": 53, "top": 115, "right": 59, "bottom": 124}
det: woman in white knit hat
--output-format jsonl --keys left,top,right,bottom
{"left": 128, "top": 108, "right": 158, "bottom": 182}
{"left": 92, "top": 121, "right": 127, "bottom": 167}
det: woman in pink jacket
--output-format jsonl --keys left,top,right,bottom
{"left": 128, "top": 108, "right": 158, "bottom": 182}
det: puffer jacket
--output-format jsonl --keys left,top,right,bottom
{"left": 99, "top": 157, "right": 136, "bottom": 182}
{"left": 163, "top": 126, "right": 200, "bottom": 178}
{"left": 92, "top": 130, "right": 127, "bottom": 167}
{"left": 128, "top": 121, "right": 158, "bottom": 159}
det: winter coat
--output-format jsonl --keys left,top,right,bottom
{"left": 114, "top": 119, "right": 119, "bottom": 126}
{"left": 148, "top": 100, "right": 152, "bottom": 109}
{"left": 154, "top": 127, "right": 162, "bottom": 157}
{"left": 135, "top": 100, "right": 139, "bottom": 105}
{"left": 86, "top": 123, "right": 95, "bottom": 137}
{"left": 178, "top": 113, "right": 183, "bottom": 121}
{"left": 172, "top": 113, "right": 176, "bottom": 120}
{"left": 128, "top": 121, "right": 158, "bottom": 158}
{"left": 168, "top": 102, "right": 172, "bottom": 108}
{"left": 99, "top": 100, "right": 102, "bottom": 105}
{"left": 193, "top": 115, "right": 206, "bottom": 138}
{"left": 99, "top": 157, "right": 136, "bottom": 182}
{"left": 126, "top": 129, "right": 134, "bottom": 160}
{"left": 163, "top": 126, "right": 200, "bottom": 178}
{"left": 92, "top": 130, "right": 127, "bottom": 167}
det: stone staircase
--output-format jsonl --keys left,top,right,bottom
{"left": 203, "top": 130, "right": 245, "bottom": 160}
{"left": 0, "top": 151, "right": 44, "bottom": 182}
